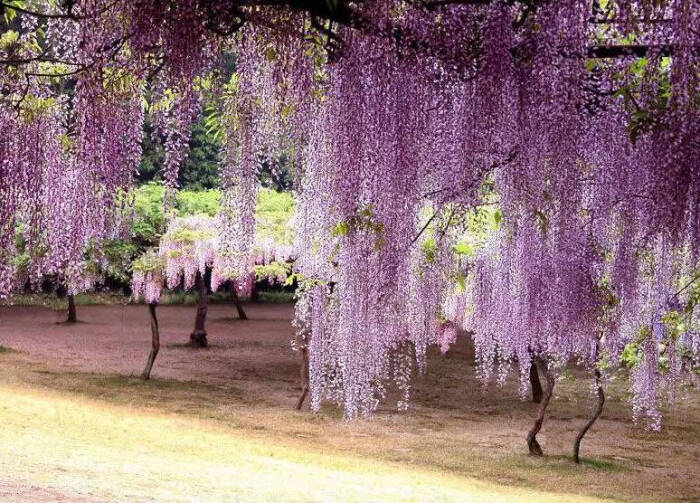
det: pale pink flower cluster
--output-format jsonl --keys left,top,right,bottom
{"left": 131, "top": 269, "right": 164, "bottom": 305}
{"left": 160, "top": 215, "right": 218, "bottom": 290}
{"left": 132, "top": 214, "right": 295, "bottom": 303}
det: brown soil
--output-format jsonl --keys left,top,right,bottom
{"left": 0, "top": 304, "right": 298, "bottom": 393}
{"left": 0, "top": 303, "right": 699, "bottom": 502}
{"left": 0, "top": 480, "right": 103, "bottom": 503}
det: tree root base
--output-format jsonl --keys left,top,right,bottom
{"left": 189, "top": 331, "right": 208, "bottom": 348}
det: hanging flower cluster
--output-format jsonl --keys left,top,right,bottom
{"left": 267, "top": 2, "right": 699, "bottom": 422}
{"left": 463, "top": 1, "right": 700, "bottom": 428}
{"left": 131, "top": 212, "right": 295, "bottom": 303}
{"left": 131, "top": 248, "right": 165, "bottom": 305}
{"left": 0, "top": 1, "right": 149, "bottom": 297}
{"left": 1, "top": 0, "right": 698, "bottom": 428}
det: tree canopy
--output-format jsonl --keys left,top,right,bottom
{"left": 0, "top": 0, "right": 698, "bottom": 430}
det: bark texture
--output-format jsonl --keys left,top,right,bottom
{"left": 66, "top": 293, "right": 77, "bottom": 323}
{"left": 573, "top": 368, "right": 605, "bottom": 464}
{"left": 527, "top": 356, "right": 555, "bottom": 456}
{"left": 232, "top": 286, "right": 248, "bottom": 320}
{"left": 189, "top": 271, "right": 209, "bottom": 347}
{"left": 141, "top": 303, "right": 160, "bottom": 380}
{"left": 530, "top": 360, "right": 543, "bottom": 403}
{"left": 296, "top": 340, "right": 310, "bottom": 410}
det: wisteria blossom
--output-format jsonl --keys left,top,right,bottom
{"left": 1, "top": 0, "right": 698, "bottom": 434}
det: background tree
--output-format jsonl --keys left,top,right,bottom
{"left": 131, "top": 249, "right": 165, "bottom": 380}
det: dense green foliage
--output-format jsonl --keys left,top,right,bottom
{"left": 132, "top": 183, "right": 220, "bottom": 245}
{"left": 137, "top": 114, "right": 222, "bottom": 191}
{"left": 138, "top": 108, "right": 292, "bottom": 192}
{"left": 109, "top": 183, "right": 294, "bottom": 289}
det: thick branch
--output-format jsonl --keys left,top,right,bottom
{"left": 232, "top": 285, "right": 248, "bottom": 320}
{"left": 588, "top": 44, "right": 675, "bottom": 59}
{"left": 295, "top": 335, "right": 310, "bottom": 410}
{"left": 189, "top": 270, "right": 209, "bottom": 347}
{"left": 0, "top": 0, "right": 122, "bottom": 20}
{"left": 530, "top": 360, "right": 543, "bottom": 403}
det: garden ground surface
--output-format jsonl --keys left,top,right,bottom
{"left": 0, "top": 303, "right": 698, "bottom": 502}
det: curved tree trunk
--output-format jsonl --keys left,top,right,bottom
{"left": 232, "top": 286, "right": 248, "bottom": 320}
{"left": 527, "top": 356, "right": 555, "bottom": 456}
{"left": 296, "top": 341, "right": 310, "bottom": 410}
{"left": 66, "top": 293, "right": 77, "bottom": 323}
{"left": 189, "top": 271, "right": 209, "bottom": 347}
{"left": 573, "top": 367, "right": 605, "bottom": 463}
{"left": 530, "top": 360, "right": 543, "bottom": 403}
{"left": 141, "top": 303, "right": 160, "bottom": 380}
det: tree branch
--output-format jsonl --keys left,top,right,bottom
{"left": 0, "top": 0, "right": 122, "bottom": 20}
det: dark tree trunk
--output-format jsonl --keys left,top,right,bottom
{"left": 251, "top": 282, "right": 259, "bottom": 303}
{"left": 141, "top": 303, "right": 160, "bottom": 380}
{"left": 530, "top": 361, "right": 543, "bottom": 403}
{"left": 296, "top": 341, "right": 310, "bottom": 410}
{"left": 527, "top": 356, "right": 555, "bottom": 456}
{"left": 232, "top": 286, "right": 248, "bottom": 320}
{"left": 66, "top": 293, "right": 77, "bottom": 323}
{"left": 189, "top": 271, "right": 209, "bottom": 347}
{"left": 573, "top": 367, "right": 605, "bottom": 464}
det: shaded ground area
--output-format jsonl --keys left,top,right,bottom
{"left": 0, "top": 303, "right": 698, "bottom": 502}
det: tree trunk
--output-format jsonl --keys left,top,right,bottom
{"left": 141, "top": 303, "right": 160, "bottom": 380}
{"left": 66, "top": 293, "right": 77, "bottom": 323}
{"left": 251, "top": 282, "right": 259, "bottom": 303}
{"left": 232, "top": 286, "right": 248, "bottom": 320}
{"left": 527, "top": 356, "right": 555, "bottom": 456}
{"left": 189, "top": 271, "right": 208, "bottom": 347}
{"left": 296, "top": 342, "right": 310, "bottom": 410}
{"left": 530, "top": 361, "right": 543, "bottom": 403}
{"left": 573, "top": 367, "right": 605, "bottom": 464}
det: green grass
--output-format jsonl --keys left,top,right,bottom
{"left": 5, "top": 292, "right": 127, "bottom": 309}
{"left": 257, "top": 290, "right": 295, "bottom": 303}
{"left": 157, "top": 290, "right": 255, "bottom": 305}
{"left": 0, "top": 385, "right": 610, "bottom": 503}
{"left": 157, "top": 291, "right": 201, "bottom": 305}
{"left": 5, "top": 291, "right": 289, "bottom": 308}
{"left": 578, "top": 458, "right": 625, "bottom": 472}
{"left": 1, "top": 345, "right": 696, "bottom": 502}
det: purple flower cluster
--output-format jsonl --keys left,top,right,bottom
{"left": 1, "top": 0, "right": 698, "bottom": 427}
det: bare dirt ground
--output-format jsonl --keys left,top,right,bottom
{"left": 0, "top": 303, "right": 300, "bottom": 393}
{"left": 0, "top": 303, "right": 698, "bottom": 502}
{"left": 0, "top": 480, "right": 103, "bottom": 503}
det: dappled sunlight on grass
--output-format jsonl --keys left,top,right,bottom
{"left": 0, "top": 386, "right": 609, "bottom": 503}
{"left": 1, "top": 304, "right": 697, "bottom": 502}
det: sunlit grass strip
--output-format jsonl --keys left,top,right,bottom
{"left": 0, "top": 386, "right": 610, "bottom": 503}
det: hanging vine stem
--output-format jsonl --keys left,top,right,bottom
{"left": 0, "top": 0, "right": 123, "bottom": 20}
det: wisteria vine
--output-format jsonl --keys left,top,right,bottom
{"left": 1, "top": 1, "right": 698, "bottom": 434}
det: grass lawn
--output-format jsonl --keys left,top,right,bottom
{"left": 0, "top": 303, "right": 697, "bottom": 502}
{"left": 0, "top": 385, "right": 607, "bottom": 503}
